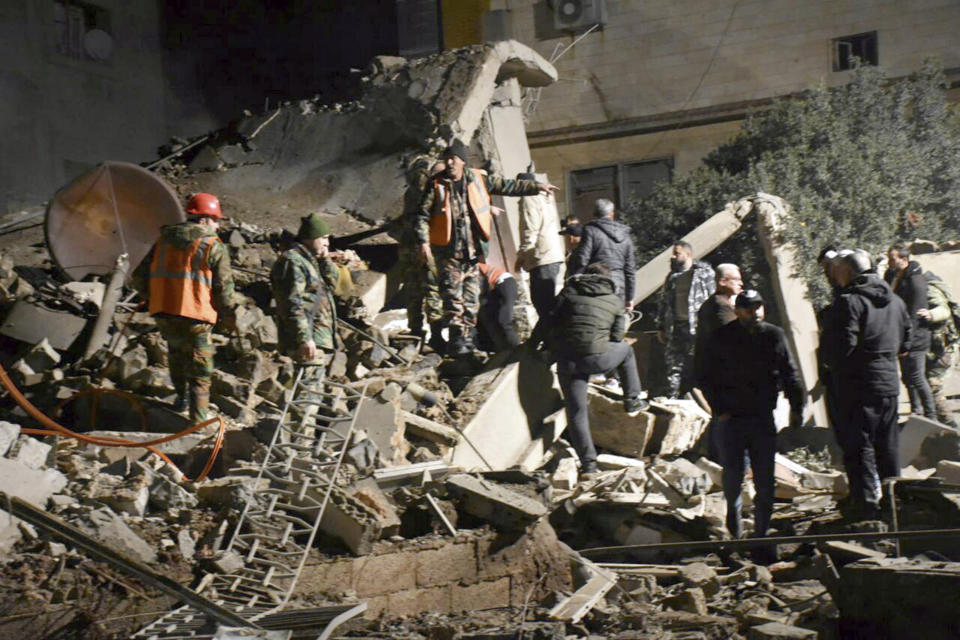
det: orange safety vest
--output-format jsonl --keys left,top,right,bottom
{"left": 148, "top": 235, "right": 218, "bottom": 324}
{"left": 478, "top": 262, "right": 507, "bottom": 290}
{"left": 428, "top": 168, "right": 492, "bottom": 246}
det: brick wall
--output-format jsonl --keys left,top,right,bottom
{"left": 295, "top": 521, "right": 572, "bottom": 619}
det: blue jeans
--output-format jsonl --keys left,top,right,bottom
{"left": 716, "top": 414, "right": 776, "bottom": 538}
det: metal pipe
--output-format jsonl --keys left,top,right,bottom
{"left": 580, "top": 527, "right": 960, "bottom": 556}
{"left": 83, "top": 253, "right": 129, "bottom": 358}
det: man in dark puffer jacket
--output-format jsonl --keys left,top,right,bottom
{"left": 531, "top": 263, "right": 648, "bottom": 478}
{"left": 567, "top": 199, "right": 637, "bottom": 310}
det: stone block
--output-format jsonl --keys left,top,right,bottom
{"left": 649, "top": 400, "right": 710, "bottom": 456}
{"left": 936, "top": 460, "right": 960, "bottom": 484}
{"left": 663, "top": 587, "right": 707, "bottom": 615}
{"left": 587, "top": 389, "right": 657, "bottom": 458}
{"left": 416, "top": 541, "right": 478, "bottom": 587}
{"left": 0, "top": 421, "right": 20, "bottom": 456}
{"left": 212, "top": 371, "right": 257, "bottom": 406}
{"left": 11, "top": 436, "right": 51, "bottom": 469}
{"left": 312, "top": 484, "right": 383, "bottom": 555}
{"left": 353, "top": 552, "right": 417, "bottom": 596}
{"left": 0, "top": 457, "right": 67, "bottom": 506}
{"left": 451, "top": 577, "right": 512, "bottom": 612}
{"left": 212, "top": 550, "right": 244, "bottom": 574}
{"left": 256, "top": 377, "right": 288, "bottom": 405}
{"left": 177, "top": 528, "right": 196, "bottom": 560}
{"left": 88, "top": 473, "right": 151, "bottom": 517}
{"left": 82, "top": 507, "right": 157, "bottom": 564}
{"left": 747, "top": 622, "right": 817, "bottom": 640}
{"left": 678, "top": 562, "right": 720, "bottom": 597}
{"left": 348, "top": 482, "right": 401, "bottom": 538}
{"left": 196, "top": 476, "right": 267, "bottom": 509}
{"left": 213, "top": 395, "right": 258, "bottom": 423}
{"left": 354, "top": 396, "right": 407, "bottom": 467}
{"left": 446, "top": 474, "right": 547, "bottom": 531}
{"left": 387, "top": 585, "right": 452, "bottom": 617}
{"left": 23, "top": 338, "right": 60, "bottom": 372}
{"left": 125, "top": 367, "right": 176, "bottom": 397}
{"left": 551, "top": 456, "right": 579, "bottom": 490}
{"left": 297, "top": 559, "right": 355, "bottom": 597}
{"left": 149, "top": 473, "right": 199, "bottom": 511}
{"left": 400, "top": 410, "right": 461, "bottom": 447}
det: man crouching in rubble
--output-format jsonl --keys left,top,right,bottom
{"left": 417, "top": 139, "right": 557, "bottom": 357}
{"left": 530, "top": 263, "right": 649, "bottom": 479}
{"left": 132, "top": 193, "right": 238, "bottom": 422}
{"left": 271, "top": 214, "right": 340, "bottom": 378}
{"left": 701, "top": 290, "right": 805, "bottom": 539}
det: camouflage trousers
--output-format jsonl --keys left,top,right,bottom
{"left": 437, "top": 255, "right": 481, "bottom": 331}
{"left": 399, "top": 250, "right": 442, "bottom": 333}
{"left": 155, "top": 316, "right": 214, "bottom": 422}
{"left": 928, "top": 343, "right": 959, "bottom": 426}
{"left": 665, "top": 326, "right": 696, "bottom": 398}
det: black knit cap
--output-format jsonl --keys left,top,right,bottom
{"left": 442, "top": 139, "right": 469, "bottom": 163}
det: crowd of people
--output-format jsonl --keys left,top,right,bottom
{"left": 132, "top": 138, "right": 959, "bottom": 541}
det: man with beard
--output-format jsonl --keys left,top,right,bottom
{"left": 701, "top": 290, "right": 805, "bottom": 539}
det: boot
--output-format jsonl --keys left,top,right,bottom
{"left": 448, "top": 326, "right": 472, "bottom": 357}
{"left": 428, "top": 322, "right": 447, "bottom": 354}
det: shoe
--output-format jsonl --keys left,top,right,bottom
{"left": 580, "top": 462, "right": 599, "bottom": 482}
{"left": 172, "top": 394, "right": 187, "bottom": 413}
{"left": 428, "top": 323, "right": 447, "bottom": 354}
{"left": 624, "top": 397, "right": 650, "bottom": 417}
{"left": 602, "top": 377, "right": 623, "bottom": 394}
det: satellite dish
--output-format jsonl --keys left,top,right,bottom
{"left": 46, "top": 161, "right": 185, "bottom": 281}
{"left": 83, "top": 29, "right": 114, "bottom": 61}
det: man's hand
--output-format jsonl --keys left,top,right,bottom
{"left": 490, "top": 206, "right": 505, "bottom": 217}
{"left": 298, "top": 340, "right": 317, "bottom": 362}
{"left": 419, "top": 243, "right": 433, "bottom": 264}
{"left": 917, "top": 308, "right": 932, "bottom": 321}
{"left": 789, "top": 410, "right": 804, "bottom": 429}
{"left": 657, "top": 330, "right": 667, "bottom": 344}
{"left": 626, "top": 301, "right": 634, "bottom": 313}
{"left": 536, "top": 182, "right": 559, "bottom": 196}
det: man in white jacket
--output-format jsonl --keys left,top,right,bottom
{"left": 514, "top": 172, "right": 566, "bottom": 319}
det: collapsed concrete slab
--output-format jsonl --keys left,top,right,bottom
{"left": 446, "top": 474, "right": 547, "bottom": 531}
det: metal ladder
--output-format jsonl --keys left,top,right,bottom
{"left": 134, "top": 368, "right": 368, "bottom": 639}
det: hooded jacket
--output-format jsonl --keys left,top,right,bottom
{"left": 834, "top": 273, "right": 912, "bottom": 397}
{"left": 884, "top": 260, "right": 929, "bottom": 352}
{"left": 541, "top": 273, "right": 625, "bottom": 359}
{"left": 567, "top": 218, "right": 637, "bottom": 303}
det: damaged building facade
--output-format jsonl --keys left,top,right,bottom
{"left": 1, "top": 3, "right": 960, "bottom": 640}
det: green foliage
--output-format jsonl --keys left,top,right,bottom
{"left": 623, "top": 60, "right": 960, "bottom": 308}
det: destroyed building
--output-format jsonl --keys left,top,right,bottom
{"left": 1, "top": 21, "right": 960, "bottom": 640}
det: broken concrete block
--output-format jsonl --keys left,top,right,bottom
{"left": 212, "top": 626, "right": 291, "bottom": 640}
{"left": 747, "top": 622, "right": 817, "bottom": 640}
{"left": 177, "top": 528, "right": 196, "bottom": 560}
{"left": 354, "top": 396, "right": 407, "bottom": 467}
{"left": 596, "top": 454, "right": 646, "bottom": 471}
{"left": 23, "top": 337, "right": 61, "bottom": 372}
{"left": 82, "top": 507, "right": 157, "bottom": 563}
{"left": 212, "top": 550, "right": 245, "bottom": 574}
{"left": 694, "top": 457, "right": 724, "bottom": 491}
{"left": 149, "top": 473, "right": 199, "bottom": 511}
{"left": 316, "top": 485, "right": 383, "bottom": 556}
{"left": 936, "top": 460, "right": 960, "bottom": 484}
{"left": 552, "top": 457, "right": 579, "bottom": 490}
{"left": 663, "top": 587, "right": 707, "bottom": 615}
{"left": 899, "top": 415, "right": 959, "bottom": 469}
{"left": 214, "top": 395, "right": 258, "bottom": 423}
{"left": 8, "top": 359, "right": 35, "bottom": 383}
{"left": 652, "top": 458, "right": 710, "bottom": 497}
{"left": 88, "top": 474, "right": 150, "bottom": 517}
{"left": 212, "top": 371, "right": 257, "bottom": 406}
{"left": 801, "top": 469, "right": 848, "bottom": 494}
{"left": 346, "top": 438, "right": 379, "bottom": 472}
{"left": 0, "top": 457, "right": 68, "bottom": 551}
{"left": 649, "top": 400, "right": 710, "bottom": 456}
{"left": 348, "top": 481, "right": 401, "bottom": 539}
{"left": 0, "top": 421, "right": 20, "bottom": 456}
{"left": 446, "top": 474, "right": 547, "bottom": 531}
{"left": 399, "top": 410, "right": 460, "bottom": 447}
{"left": 125, "top": 367, "right": 176, "bottom": 397}
{"left": 104, "top": 345, "right": 149, "bottom": 382}
{"left": 587, "top": 389, "right": 656, "bottom": 458}
{"left": 12, "top": 436, "right": 52, "bottom": 469}
{"left": 256, "top": 377, "right": 288, "bottom": 405}
{"left": 678, "top": 562, "right": 720, "bottom": 597}
{"left": 196, "top": 476, "right": 267, "bottom": 509}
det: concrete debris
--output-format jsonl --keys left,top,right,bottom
{"left": 446, "top": 474, "right": 547, "bottom": 531}
{"left": 81, "top": 507, "right": 157, "bottom": 564}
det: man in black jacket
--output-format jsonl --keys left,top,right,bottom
{"left": 567, "top": 199, "right": 637, "bottom": 310}
{"left": 701, "top": 290, "right": 805, "bottom": 539}
{"left": 885, "top": 244, "right": 935, "bottom": 419}
{"left": 532, "top": 263, "right": 648, "bottom": 478}
{"left": 836, "top": 252, "right": 912, "bottom": 519}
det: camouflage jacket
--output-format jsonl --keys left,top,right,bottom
{"left": 416, "top": 170, "right": 539, "bottom": 259}
{"left": 131, "top": 222, "right": 238, "bottom": 319}
{"left": 657, "top": 260, "right": 716, "bottom": 336}
{"left": 271, "top": 242, "right": 339, "bottom": 352}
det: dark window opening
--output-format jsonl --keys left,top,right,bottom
{"left": 832, "top": 31, "right": 877, "bottom": 72}
{"left": 568, "top": 158, "right": 673, "bottom": 219}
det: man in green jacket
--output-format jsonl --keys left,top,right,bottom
{"left": 531, "top": 263, "right": 648, "bottom": 479}
{"left": 919, "top": 271, "right": 959, "bottom": 428}
{"left": 271, "top": 214, "right": 340, "bottom": 377}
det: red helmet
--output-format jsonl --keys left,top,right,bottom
{"left": 185, "top": 193, "right": 224, "bottom": 219}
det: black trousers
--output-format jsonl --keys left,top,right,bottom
{"left": 478, "top": 277, "right": 519, "bottom": 351}
{"left": 900, "top": 349, "right": 936, "bottom": 419}
{"left": 716, "top": 414, "right": 776, "bottom": 538}
{"left": 835, "top": 394, "right": 899, "bottom": 507}
{"left": 529, "top": 262, "right": 562, "bottom": 319}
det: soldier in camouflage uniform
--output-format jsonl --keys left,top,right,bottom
{"left": 416, "top": 140, "right": 557, "bottom": 356}
{"left": 132, "top": 193, "right": 238, "bottom": 422}
{"left": 271, "top": 214, "right": 340, "bottom": 383}
{"left": 395, "top": 158, "right": 444, "bottom": 350}
{"left": 920, "top": 271, "right": 959, "bottom": 428}
{"left": 657, "top": 241, "right": 716, "bottom": 397}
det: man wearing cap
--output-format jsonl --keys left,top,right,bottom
{"left": 132, "top": 193, "right": 238, "bottom": 422}
{"left": 271, "top": 214, "right": 341, "bottom": 374}
{"left": 832, "top": 252, "right": 912, "bottom": 519}
{"left": 514, "top": 172, "right": 565, "bottom": 319}
{"left": 701, "top": 290, "right": 805, "bottom": 539}
{"left": 560, "top": 216, "right": 583, "bottom": 258}
{"left": 417, "top": 139, "right": 557, "bottom": 356}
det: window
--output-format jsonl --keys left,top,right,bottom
{"left": 568, "top": 158, "right": 673, "bottom": 218}
{"left": 832, "top": 31, "right": 877, "bottom": 72}
{"left": 53, "top": 0, "right": 113, "bottom": 62}
{"left": 396, "top": 0, "right": 443, "bottom": 58}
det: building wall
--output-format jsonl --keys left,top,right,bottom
{"left": 0, "top": 0, "right": 169, "bottom": 214}
{"left": 476, "top": 0, "right": 960, "bottom": 217}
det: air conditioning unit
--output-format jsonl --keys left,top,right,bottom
{"left": 553, "top": 0, "right": 607, "bottom": 32}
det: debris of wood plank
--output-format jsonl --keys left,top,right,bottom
{"left": 548, "top": 560, "right": 617, "bottom": 623}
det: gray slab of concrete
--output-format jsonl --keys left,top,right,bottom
{"left": 650, "top": 400, "right": 710, "bottom": 456}
{"left": 0, "top": 457, "right": 67, "bottom": 506}
{"left": 587, "top": 389, "right": 657, "bottom": 458}
{"left": 0, "top": 421, "right": 20, "bottom": 456}
{"left": 12, "top": 436, "right": 52, "bottom": 469}
{"left": 82, "top": 507, "right": 157, "bottom": 564}
{"left": 747, "top": 622, "right": 817, "bottom": 640}
{"left": 354, "top": 396, "right": 408, "bottom": 467}
{"left": 899, "top": 415, "right": 958, "bottom": 468}
{"left": 447, "top": 474, "right": 547, "bottom": 531}
{"left": 400, "top": 410, "right": 461, "bottom": 447}
{"left": 23, "top": 337, "right": 61, "bottom": 372}
{"left": 450, "top": 355, "right": 563, "bottom": 471}
{"left": 212, "top": 627, "right": 291, "bottom": 640}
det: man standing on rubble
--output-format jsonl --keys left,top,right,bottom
{"left": 701, "top": 290, "right": 805, "bottom": 539}
{"left": 514, "top": 172, "right": 565, "bottom": 319}
{"left": 132, "top": 193, "right": 238, "bottom": 422}
{"left": 567, "top": 199, "right": 637, "bottom": 310}
{"left": 919, "top": 271, "right": 959, "bottom": 428}
{"left": 693, "top": 263, "right": 742, "bottom": 385}
{"left": 271, "top": 214, "right": 340, "bottom": 377}
{"left": 530, "top": 263, "right": 649, "bottom": 479}
{"left": 884, "top": 244, "right": 936, "bottom": 419}
{"left": 658, "top": 241, "right": 715, "bottom": 397}
{"left": 417, "top": 140, "right": 557, "bottom": 357}
{"left": 833, "top": 252, "right": 911, "bottom": 519}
